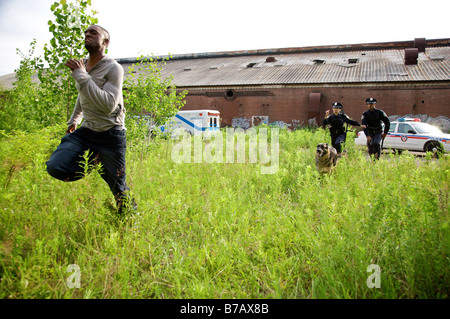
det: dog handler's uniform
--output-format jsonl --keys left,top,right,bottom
{"left": 361, "top": 98, "right": 390, "bottom": 159}
{"left": 323, "top": 103, "right": 361, "bottom": 154}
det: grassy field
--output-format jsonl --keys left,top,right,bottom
{"left": 0, "top": 125, "right": 448, "bottom": 299}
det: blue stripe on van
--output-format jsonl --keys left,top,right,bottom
{"left": 175, "top": 114, "right": 207, "bottom": 131}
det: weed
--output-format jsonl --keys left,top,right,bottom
{"left": 0, "top": 127, "right": 448, "bottom": 299}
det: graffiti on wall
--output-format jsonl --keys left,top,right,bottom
{"left": 231, "top": 114, "right": 450, "bottom": 132}
{"left": 252, "top": 116, "right": 269, "bottom": 127}
{"left": 231, "top": 117, "right": 251, "bottom": 129}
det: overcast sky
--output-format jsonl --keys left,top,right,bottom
{"left": 0, "top": 0, "right": 448, "bottom": 76}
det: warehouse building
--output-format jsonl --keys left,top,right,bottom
{"left": 1, "top": 38, "right": 448, "bottom": 129}
{"left": 118, "top": 38, "right": 450, "bottom": 128}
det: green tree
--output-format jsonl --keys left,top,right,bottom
{"left": 0, "top": 0, "right": 98, "bottom": 134}
{"left": 0, "top": 39, "right": 44, "bottom": 132}
{"left": 124, "top": 55, "right": 188, "bottom": 137}
{"left": 37, "top": 0, "right": 98, "bottom": 121}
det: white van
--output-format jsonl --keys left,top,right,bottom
{"left": 160, "top": 110, "right": 221, "bottom": 135}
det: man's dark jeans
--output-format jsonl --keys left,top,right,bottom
{"left": 46, "top": 127, "right": 130, "bottom": 208}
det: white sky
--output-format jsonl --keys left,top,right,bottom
{"left": 0, "top": 0, "right": 448, "bottom": 76}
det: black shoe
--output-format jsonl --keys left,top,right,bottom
{"left": 116, "top": 192, "right": 138, "bottom": 215}
{"left": 118, "top": 199, "right": 138, "bottom": 214}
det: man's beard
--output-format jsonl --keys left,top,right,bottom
{"left": 85, "top": 44, "right": 93, "bottom": 50}
{"left": 84, "top": 42, "right": 99, "bottom": 52}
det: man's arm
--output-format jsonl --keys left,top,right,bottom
{"left": 67, "top": 95, "right": 83, "bottom": 131}
{"left": 322, "top": 110, "right": 331, "bottom": 126}
{"left": 361, "top": 113, "right": 369, "bottom": 136}
{"left": 380, "top": 110, "right": 390, "bottom": 135}
{"left": 65, "top": 58, "right": 124, "bottom": 115}
{"left": 342, "top": 114, "right": 361, "bottom": 127}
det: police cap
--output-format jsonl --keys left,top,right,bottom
{"left": 366, "top": 98, "right": 377, "bottom": 104}
{"left": 332, "top": 102, "right": 343, "bottom": 109}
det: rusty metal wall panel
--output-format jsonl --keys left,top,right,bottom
{"left": 121, "top": 44, "right": 450, "bottom": 88}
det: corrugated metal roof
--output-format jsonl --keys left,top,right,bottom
{"left": 1, "top": 39, "right": 448, "bottom": 90}
{"left": 120, "top": 46, "right": 450, "bottom": 87}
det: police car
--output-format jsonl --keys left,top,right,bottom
{"left": 355, "top": 118, "right": 450, "bottom": 155}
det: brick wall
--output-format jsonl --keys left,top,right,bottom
{"left": 180, "top": 84, "right": 450, "bottom": 127}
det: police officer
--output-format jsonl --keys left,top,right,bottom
{"left": 361, "top": 98, "right": 390, "bottom": 160}
{"left": 323, "top": 102, "right": 363, "bottom": 154}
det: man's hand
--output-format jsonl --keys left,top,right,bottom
{"left": 64, "top": 59, "right": 86, "bottom": 72}
{"left": 66, "top": 124, "right": 77, "bottom": 134}
{"left": 382, "top": 133, "right": 387, "bottom": 140}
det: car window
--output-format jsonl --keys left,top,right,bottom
{"left": 413, "top": 123, "right": 443, "bottom": 134}
{"left": 398, "top": 123, "right": 415, "bottom": 134}
{"left": 388, "top": 123, "right": 396, "bottom": 133}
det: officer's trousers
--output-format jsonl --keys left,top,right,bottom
{"left": 330, "top": 133, "right": 346, "bottom": 154}
{"left": 366, "top": 130, "right": 383, "bottom": 159}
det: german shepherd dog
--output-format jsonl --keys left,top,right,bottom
{"left": 315, "top": 143, "right": 338, "bottom": 174}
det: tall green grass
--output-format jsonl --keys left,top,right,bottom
{"left": 0, "top": 126, "right": 448, "bottom": 298}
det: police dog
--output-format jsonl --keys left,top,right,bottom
{"left": 315, "top": 143, "right": 338, "bottom": 174}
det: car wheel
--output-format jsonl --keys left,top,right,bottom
{"left": 393, "top": 149, "right": 403, "bottom": 155}
{"left": 424, "top": 141, "right": 444, "bottom": 158}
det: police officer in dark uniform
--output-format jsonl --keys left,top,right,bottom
{"left": 361, "top": 98, "right": 390, "bottom": 159}
{"left": 323, "top": 102, "right": 363, "bottom": 154}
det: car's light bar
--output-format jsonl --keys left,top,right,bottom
{"left": 397, "top": 118, "right": 421, "bottom": 122}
